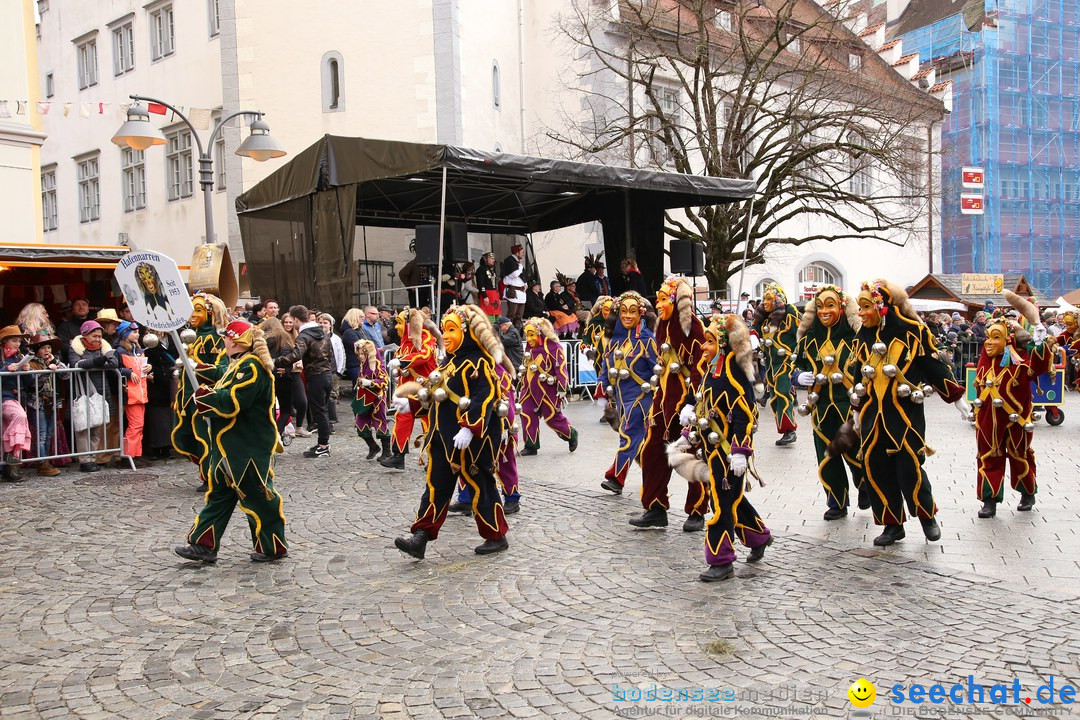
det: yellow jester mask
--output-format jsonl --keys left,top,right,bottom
{"left": 441, "top": 312, "right": 465, "bottom": 354}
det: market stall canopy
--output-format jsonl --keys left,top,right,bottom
{"left": 0, "top": 242, "right": 129, "bottom": 269}
{"left": 907, "top": 273, "right": 1053, "bottom": 313}
{"left": 235, "top": 135, "right": 756, "bottom": 311}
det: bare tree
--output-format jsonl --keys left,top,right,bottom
{"left": 546, "top": 0, "right": 943, "bottom": 291}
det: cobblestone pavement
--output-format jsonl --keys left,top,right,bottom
{"left": 1, "top": 392, "right": 1078, "bottom": 719}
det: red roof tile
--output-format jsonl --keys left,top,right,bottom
{"left": 911, "top": 67, "right": 934, "bottom": 80}
{"left": 892, "top": 52, "right": 919, "bottom": 66}
{"left": 859, "top": 22, "right": 884, "bottom": 36}
{"left": 880, "top": 39, "right": 902, "bottom": 51}
{"left": 929, "top": 81, "right": 952, "bottom": 93}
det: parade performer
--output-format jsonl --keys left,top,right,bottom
{"left": 351, "top": 339, "right": 391, "bottom": 461}
{"left": 583, "top": 295, "right": 614, "bottom": 410}
{"left": 379, "top": 308, "right": 438, "bottom": 470}
{"left": 668, "top": 315, "right": 772, "bottom": 582}
{"left": 792, "top": 285, "right": 868, "bottom": 519}
{"left": 519, "top": 317, "right": 579, "bottom": 456}
{"left": 1055, "top": 309, "right": 1080, "bottom": 388}
{"left": 847, "top": 280, "right": 969, "bottom": 546}
{"left": 973, "top": 292, "right": 1055, "bottom": 518}
{"left": 599, "top": 292, "right": 658, "bottom": 494}
{"left": 753, "top": 283, "right": 799, "bottom": 445}
{"left": 394, "top": 304, "right": 510, "bottom": 559}
{"left": 174, "top": 320, "right": 287, "bottom": 563}
{"left": 630, "top": 277, "right": 709, "bottom": 531}
{"left": 171, "top": 292, "right": 227, "bottom": 490}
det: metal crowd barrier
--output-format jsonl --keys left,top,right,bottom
{"left": 0, "top": 366, "right": 130, "bottom": 469}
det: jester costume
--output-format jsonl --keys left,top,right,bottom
{"left": 792, "top": 285, "right": 867, "bottom": 519}
{"left": 175, "top": 321, "right": 287, "bottom": 563}
{"left": 599, "top": 292, "right": 658, "bottom": 494}
{"left": 351, "top": 339, "right": 391, "bottom": 460}
{"left": 394, "top": 305, "right": 510, "bottom": 559}
{"left": 630, "top": 277, "right": 708, "bottom": 531}
{"left": 1055, "top": 310, "right": 1080, "bottom": 388}
{"left": 669, "top": 315, "right": 771, "bottom": 582}
{"left": 171, "top": 293, "right": 227, "bottom": 487}
{"left": 973, "top": 293, "right": 1055, "bottom": 517}
{"left": 848, "top": 280, "right": 967, "bottom": 547}
{"left": 583, "top": 296, "right": 614, "bottom": 401}
{"left": 753, "top": 283, "right": 799, "bottom": 444}
{"left": 380, "top": 309, "right": 438, "bottom": 470}
{"left": 519, "top": 317, "right": 579, "bottom": 455}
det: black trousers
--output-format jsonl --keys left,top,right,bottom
{"left": 306, "top": 372, "right": 333, "bottom": 446}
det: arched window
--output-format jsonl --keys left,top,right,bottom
{"left": 754, "top": 278, "right": 778, "bottom": 298}
{"left": 492, "top": 60, "right": 501, "bottom": 109}
{"left": 322, "top": 51, "right": 345, "bottom": 113}
{"left": 797, "top": 262, "right": 838, "bottom": 285}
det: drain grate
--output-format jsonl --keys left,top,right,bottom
{"left": 72, "top": 472, "right": 158, "bottom": 487}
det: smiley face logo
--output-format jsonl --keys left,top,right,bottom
{"left": 848, "top": 678, "right": 876, "bottom": 708}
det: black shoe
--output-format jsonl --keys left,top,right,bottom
{"left": 1017, "top": 493, "right": 1036, "bottom": 512}
{"left": 629, "top": 507, "right": 668, "bottom": 528}
{"left": 394, "top": 529, "right": 430, "bottom": 560}
{"left": 250, "top": 550, "right": 288, "bottom": 562}
{"left": 978, "top": 499, "right": 997, "bottom": 518}
{"left": 920, "top": 517, "right": 941, "bottom": 542}
{"left": 823, "top": 507, "right": 848, "bottom": 521}
{"left": 600, "top": 478, "right": 623, "bottom": 494}
{"left": 520, "top": 446, "right": 538, "bottom": 456}
{"left": 378, "top": 437, "right": 392, "bottom": 461}
{"left": 197, "top": 481, "right": 209, "bottom": 493}
{"left": 873, "top": 525, "right": 906, "bottom": 546}
{"left": 699, "top": 564, "right": 735, "bottom": 582}
{"left": 303, "top": 445, "right": 330, "bottom": 458}
{"left": 474, "top": 537, "right": 509, "bottom": 555}
{"left": 379, "top": 452, "right": 405, "bottom": 470}
{"left": 746, "top": 537, "right": 773, "bottom": 563}
{"left": 682, "top": 514, "right": 704, "bottom": 532}
{"left": 79, "top": 462, "right": 101, "bottom": 473}
{"left": 775, "top": 431, "right": 797, "bottom": 446}
{"left": 503, "top": 500, "right": 520, "bottom": 515}
{"left": 174, "top": 544, "right": 218, "bottom": 564}
{"left": 447, "top": 501, "right": 472, "bottom": 516}
{"left": 364, "top": 437, "right": 380, "bottom": 460}
{"left": 857, "top": 484, "right": 872, "bottom": 510}
{"left": 567, "top": 428, "right": 579, "bottom": 453}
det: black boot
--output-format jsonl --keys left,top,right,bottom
{"left": 520, "top": 445, "right": 538, "bottom": 456}
{"left": 920, "top": 517, "right": 941, "bottom": 542}
{"left": 174, "top": 544, "right": 218, "bottom": 564}
{"left": 629, "top": 507, "right": 668, "bottom": 528}
{"left": 873, "top": 525, "right": 906, "bottom": 546}
{"left": 978, "top": 499, "right": 997, "bottom": 518}
{"left": 474, "top": 537, "right": 509, "bottom": 555}
{"left": 857, "top": 484, "right": 872, "bottom": 510}
{"left": 447, "top": 501, "right": 472, "bottom": 515}
{"left": 363, "top": 435, "right": 380, "bottom": 460}
{"left": 682, "top": 514, "right": 704, "bottom": 532}
{"left": 699, "top": 564, "right": 734, "bottom": 582}
{"left": 1, "top": 462, "right": 25, "bottom": 483}
{"left": 823, "top": 507, "right": 848, "bottom": 521}
{"left": 378, "top": 436, "right": 392, "bottom": 461}
{"left": 775, "top": 430, "right": 797, "bottom": 446}
{"left": 1017, "top": 493, "right": 1036, "bottom": 511}
{"left": 600, "top": 478, "right": 623, "bottom": 494}
{"left": 394, "top": 529, "right": 430, "bottom": 559}
{"left": 746, "top": 537, "right": 773, "bottom": 563}
{"left": 379, "top": 451, "right": 405, "bottom": 470}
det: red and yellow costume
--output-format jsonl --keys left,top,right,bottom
{"left": 381, "top": 309, "right": 438, "bottom": 467}
{"left": 973, "top": 294, "right": 1055, "bottom": 517}
{"left": 631, "top": 277, "right": 708, "bottom": 530}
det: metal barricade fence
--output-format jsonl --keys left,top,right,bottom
{"left": 0, "top": 366, "right": 129, "bottom": 469}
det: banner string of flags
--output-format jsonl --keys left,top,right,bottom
{"left": 0, "top": 100, "right": 216, "bottom": 130}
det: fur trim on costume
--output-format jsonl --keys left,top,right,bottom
{"left": 423, "top": 317, "right": 443, "bottom": 348}
{"left": 355, "top": 339, "right": 379, "bottom": 372}
{"left": 797, "top": 291, "right": 861, "bottom": 341}
{"left": 723, "top": 314, "right": 757, "bottom": 382}
{"left": 666, "top": 440, "right": 710, "bottom": 485}
{"left": 394, "top": 380, "right": 423, "bottom": 399}
{"left": 250, "top": 327, "right": 275, "bottom": 373}
{"left": 876, "top": 280, "right": 920, "bottom": 325}
{"left": 796, "top": 299, "right": 817, "bottom": 341}
{"left": 1004, "top": 289, "right": 1040, "bottom": 328}
{"left": 457, "top": 304, "right": 504, "bottom": 365}
{"left": 406, "top": 309, "right": 424, "bottom": 347}
{"left": 525, "top": 316, "right": 559, "bottom": 345}
{"left": 194, "top": 293, "right": 229, "bottom": 331}
{"left": 674, "top": 277, "right": 694, "bottom": 336}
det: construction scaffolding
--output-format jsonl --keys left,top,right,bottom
{"left": 900, "top": 0, "right": 1080, "bottom": 297}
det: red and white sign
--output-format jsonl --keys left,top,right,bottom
{"left": 962, "top": 167, "right": 985, "bottom": 189}
{"left": 960, "top": 194, "right": 985, "bottom": 215}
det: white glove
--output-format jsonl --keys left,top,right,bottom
{"left": 795, "top": 371, "right": 816, "bottom": 387}
{"left": 729, "top": 453, "right": 748, "bottom": 477}
{"left": 387, "top": 358, "right": 401, "bottom": 370}
{"left": 668, "top": 435, "right": 690, "bottom": 453}
{"left": 678, "top": 404, "right": 696, "bottom": 427}
{"left": 392, "top": 397, "right": 411, "bottom": 414}
{"left": 954, "top": 399, "right": 972, "bottom": 421}
{"left": 1033, "top": 324, "right": 1048, "bottom": 346}
{"left": 453, "top": 426, "right": 474, "bottom": 449}
{"left": 360, "top": 379, "right": 372, "bottom": 387}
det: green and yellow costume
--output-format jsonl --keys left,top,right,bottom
{"left": 172, "top": 293, "right": 227, "bottom": 483}
{"left": 753, "top": 283, "right": 799, "bottom": 438}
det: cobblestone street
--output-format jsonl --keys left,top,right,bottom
{"left": 1, "top": 393, "right": 1078, "bottom": 719}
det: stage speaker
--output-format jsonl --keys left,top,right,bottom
{"left": 415, "top": 222, "right": 468, "bottom": 265}
{"left": 669, "top": 239, "right": 705, "bottom": 276}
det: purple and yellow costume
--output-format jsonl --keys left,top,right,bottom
{"left": 520, "top": 318, "right": 578, "bottom": 454}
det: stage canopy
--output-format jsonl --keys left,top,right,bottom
{"left": 236, "top": 135, "right": 755, "bottom": 312}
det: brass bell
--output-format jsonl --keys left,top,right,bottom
{"left": 992, "top": 398, "right": 1004, "bottom": 408}
{"left": 707, "top": 432, "right": 720, "bottom": 445}
{"left": 862, "top": 365, "right": 876, "bottom": 378}
{"left": 896, "top": 383, "right": 911, "bottom": 398}
{"left": 882, "top": 364, "right": 898, "bottom": 378}
{"left": 458, "top": 397, "right": 472, "bottom": 410}
{"left": 872, "top": 342, "right": 887, "bottom": 355}
{"left": 911, "top": 389, "right": 925, "bottom": 404}
{"left": 797, "top": 403, "right": 811, "bottom": 417}
{"left": 433, "top": 388, "right": 448, "bottom": 402}
{"left": 830, "top": 372, "right": 844, "bottom": 384}
{"left": 179, "top": 328, "right": 197, "bottom": 344}
{"left": 618, "top": 368, "right": 630, "bottom": 380}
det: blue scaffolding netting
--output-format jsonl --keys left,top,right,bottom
{"left": 900, "top": 0, "right": 1080, "bottom": 298}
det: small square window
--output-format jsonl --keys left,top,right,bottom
{"left": 150, "top": 3, "right": 175, "bottom": 60}
{"left": 849, "top": 53, "right": 862, "bottom": 71}
{"left": 717, "top": 10, "right": 732, "bottom": 31}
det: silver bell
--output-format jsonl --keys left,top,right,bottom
{"left": 181, "top": 343, "right": 189, "bottom": 353}
{"left": 618, "top": 368, "right": 630, "bottom": 380}
{"left": 509, "top": 422, "right": 519, "bottom": 433}
{"left": 861, "top": 365, "right": 876, "bottom": 378}
{"left": 418, "top": 388, "right": 430, "bottom": 402}
{"left": 882, "top": 364, "right": 898, "bottom": 378}
{"left": 1008, "top": 413, "right": 1020, "bottom": 423}
{"left": 815, "top": 373, "right": 827, "bottom": 385}
{"left": 660, "top": 342, "right": 672, "bottom": 353}
{"left": 897, "top": 383, "right": 912, "bottom": 398}
{"left": 1032, "top": 411, "right": 1043, "bottom": 422}
{"left": 764, "top": 338, "right": 774, "bottom": 347}
{"left": 669, "top": 362, "right": 681, "bottom": 373}
{"left": 850, "top": 394, "right": 862, "bottom": 408}
{"left": 854, "top": 382, "right": 867, "bottom": 397}
{"left": 515, "top": 403, "right": 524, "bottom": 412}
{"left": 429, "top": 370, "right": 442, "bottom": 384}
{"left": 971, "top": 397, "right": 982, "bottom": 408}
{"left": 872, "top": 342, "right": 887, "bottom": 356}
{"left": 496, "top": 402, "right": 509, "bottom": 417}
{"left": 174, "top": 357, "right": 185, "bottom": 369}
{"left": 392, "top": 367, "right": 401, "bottom": 377}
{"left": 921, "top": 384, "right": 934, "bottom": 396}
{"left": 1024, "top": 422, "right": 1035, "bottom": 433}
{"left": 608, "top": 368, "right": 618, "bottom": 378}
{"left": 698, "top": 417, "right": 710, "bottom": 429}
{"left": 179, "top": 328, "right": 197, "bottom": 344}
{"left": 432, "top": 388, "right": 448, "bottom": 403}
{"left": 777, "top": 348, "right": 787, "bottom": 357}
{"left": 518, "top": 364, "right": 525, "bottom": 373}
{"left": 458, "top": 397, "right": 472, "bottom": 410}
{"left": 142, "top": 333, "right": 160, "bottom": 349}
{"left": 797, "top": 403, "right": 811, "bottom": 417}
{"left": 911, "top": 389, "right": 925, "bottom": 404}
{"left": 707, "top": 432, "right": 720, "bottom": 445}
{"left": 614, "top": 349, "right": 624, "bottom": 359}
{"left": 545, "top": 376, "right": 556, "bottom": 385}
{"left": 640, "top": 382, "right": 651, "bottom": 392}
{"left": 992, "top": 397, "right": 1004, "bottom": 408}
{"left": 807, "top": 392, "right": 819, "bottom": 404}
{"left": 830, "top": 372, "right": 844, "bottom": 384}
{"left": 605, "top": 385, "right": 614, "bottom": 395}
{"left": 823, "top": 354, "right": 836, "bottom": 366}
{"left": 650, "top": 375, "right": 659, "bottom": 385}
{"left": 528, "top": 364, "right": 538, "bottom": 373}
{"left": 653, "top": 363, "right": 663, "bottom": 375}
{"left": 984, "top": 378, "right": 994, "bottom": 387}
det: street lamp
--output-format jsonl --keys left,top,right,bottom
{"left": 111, "top": 94, "right": 286, "bottom": 244}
